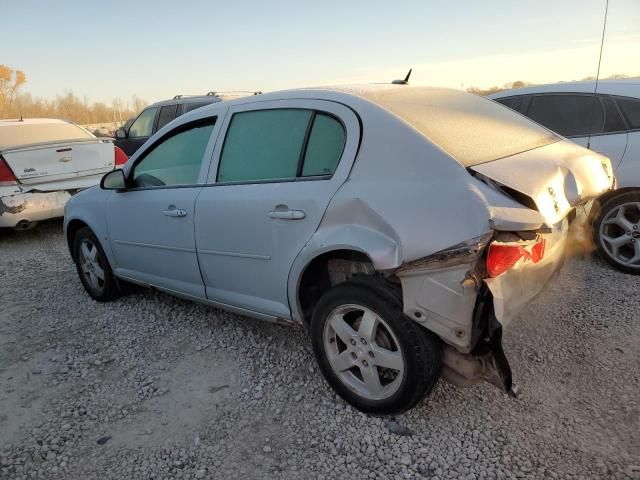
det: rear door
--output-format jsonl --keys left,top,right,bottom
{"left": 195, "top": 100, "right": 360, "bottom": 318}
{"left": 524, "top": 93, "right": 628, "bottom": 165}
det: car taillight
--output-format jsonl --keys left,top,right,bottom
{"left": 0, "top": 157, "right": 17, "bottom": 186}
{"left": 114, "top": 146, "right": 128, "bottom": 166}
{"left": 486, "top": 238, "right": 546, "bottom": 277}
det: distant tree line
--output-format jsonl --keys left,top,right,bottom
{"left": 0, "top": 64, "right": 146, "bottom": 124}
{"left": 467, "top": 74, "right": 637, "bottom": 96}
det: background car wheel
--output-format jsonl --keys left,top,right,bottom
{"left": 593, "top": 191, "right": 640, "bottom": 275}
{"left": 310, "top": 278, "right": 442, "bottom": 415}
{"left": 73, "top": 226, "right": 120, "bottom": 301}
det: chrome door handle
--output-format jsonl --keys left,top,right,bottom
{"left": 162, "top": 206, "right": 187, "bottom": 217}
{"left": 268, "top": 209, "right": 306, "bottom": 220}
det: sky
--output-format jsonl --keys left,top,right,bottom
{"left": 1, "top": 0, "right": 639, "bottom": 105}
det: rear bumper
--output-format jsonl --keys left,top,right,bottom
{"left": 0, "top": 191, "right": 72, "bottom": 228}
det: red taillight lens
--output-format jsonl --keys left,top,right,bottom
{"left": 114, "top": 146, "right": 128, "bottom": 166}
{"left": 486, "top": 238, "right": 546, "bottom": 277}
{"left": 0, "top": 157, "right": 17, "bottom": 185}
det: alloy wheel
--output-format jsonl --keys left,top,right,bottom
{"left": 323, "top": 304, "right": 405, "bottom": 401}
{"left": 599, "top": 201, "right": 640, "bottom": 268}
{"left": 79, "top": 239, "right": 106, "bottom": 293}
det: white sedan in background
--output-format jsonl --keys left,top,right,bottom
{"left": 0, "top": 118, "right": 127, "bottom": 230}
{"left": 490, "top": 80, "right": 640, "bottom": 274}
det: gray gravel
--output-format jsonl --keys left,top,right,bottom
{"left": 1, "top": 220, "right": 638, "bottom": 479}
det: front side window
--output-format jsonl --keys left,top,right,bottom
{"left": 132, "top": 119, "right": 215, "bottom": 188}
{"left": 128, "top": 107, "right": 158, "bottom": 138}
{"left": 616, "top": 97, "right": 640, "bottom": 129}
{"left": 526, "top": 95, "right": 604, "bottom": 137}
{"left": 156, "top": 105, "right": 178, "bottom": 131}
{"left": 217, "top": 109, "right": 312, "bottom": 182}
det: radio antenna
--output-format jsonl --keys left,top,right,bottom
{"left": 587, "top": 0, "right": 609, "bottom": 149}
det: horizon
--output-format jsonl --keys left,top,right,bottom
{"left": 1, "top": 0, "right": 639, "bottom": 106}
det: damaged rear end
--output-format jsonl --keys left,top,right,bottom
{"left": 396, "top": 140, "right": 614, "bottom": 395}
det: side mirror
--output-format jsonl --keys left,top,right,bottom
{"left": 101, "top": 169, "right": 127, "bottom": 190}
{"left": 115, "top": 128, "right": 127, "bottom": 139}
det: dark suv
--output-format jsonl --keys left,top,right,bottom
{"left": 114, "top": 93, "right": 223, "bottom": 156}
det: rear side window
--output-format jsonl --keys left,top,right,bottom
{"left": 616, "top": 97, "right": 640, "bottom": 129}
{"left": 526, "top": 95, "right": 604, "bottom": 137}
{"left": 217, "top": 109, "right": 312, "bottom": 182}
{"left": 129, "top": 107, "right": 158, "bottom": 138}
{"left": 184, "top": 102, "right": 212, "bottom": 114}
{"left": 495, "top": 97, "right": 516, "bottom": 108}
{"left": 602, "top": 97, "right": 626, "bottom": 133}
{"left": 302, "top": 113, "right": 346, "bottom": 176}
{"left": 132, "top": 119, "right": 215, "bottom": 187}
{"left": 156, "top": 105, "right": 178, "bottom": 131}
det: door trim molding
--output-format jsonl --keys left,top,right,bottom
{"left": 198, "top": 248, "right": 271, "bottom": 260}
{"left": 113, "top": 239, "right": 195, "bottom": 253}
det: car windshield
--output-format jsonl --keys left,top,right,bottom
{"left": 0, "top": 122, "right": 94, "bottom": 150}
{"left": 359, "top": 87, "right": 559, "bottom": 166}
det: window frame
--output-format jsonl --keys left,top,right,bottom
{"left": 213, "top": 106, "right": 347, "bottom": 186}
{"left": 522, "top": 92, "right": 629, "bottom": 138}
{"left": 124, "top": 116, "right": 218, "bottom": 191}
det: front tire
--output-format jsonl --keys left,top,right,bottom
{"left": 592, "top": 191, "right": 640, "bottom": 275}
{"left": 310, "top": 278, "right": 442, "bottom": 415}
{"left": 72, "top": 226, "right": 120, "bottom": 301}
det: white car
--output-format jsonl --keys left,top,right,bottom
{"left": 489, "top": 80, "right": 640, "bottom": 274}
{"left": 0, "top": 118, "right": 127, "bottom": 230}
{"left": 64, "top": 86, "right": 612, "bottom": 414}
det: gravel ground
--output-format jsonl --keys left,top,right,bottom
{"left": 1, "top": 220, "right": 638, "bottom": 480}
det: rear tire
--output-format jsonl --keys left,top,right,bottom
{"left": 592, "top": 191, "right": 640, "bottom": 275}
{"left": 72, "top": 226, "right": 121, "bottom": 301}
{"left": 310, "top": 278, "right": 442, "bottom": 415}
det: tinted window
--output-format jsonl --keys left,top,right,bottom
{"left": 218, "top": 109, "right": 312, "bottom": 183}
{"left": 132, "top": 120, "right": 215, "bottom": 187}
{"left": 129, "top": 107, "right": 158, "bottom": 138}
{"left": 616, "top": 97, "right": 640, "bottom": 129}
{"left": 156, "top": 105, "right": 178, "bottom": 131}
{"left": 302, "top": 114, "right": 345, "bottom": 176}
{"left": 495, "top": 97, "right": 516, "bottom": 108}
{"left": 184, "top": 102, "right": 211, "bottom": 113}
{"left": 526, "top": 95, "right": 604, "bottom": 137}
{"left": 602, "top": 97, "right": 626, "bottom": 133}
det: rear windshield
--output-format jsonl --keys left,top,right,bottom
{"left": 0, "top": 122, "right": 94, "bottom": 150}
{"left": 362, "top": 87, "right": 559, "bottom": 166}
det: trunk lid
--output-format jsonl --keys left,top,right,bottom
{"left": 469, "top": 140, "right": 614, "bottom": 225}
{"left": 2, "top": 140, "right": 115, "bottom": 185}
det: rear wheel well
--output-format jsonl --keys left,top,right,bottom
{"left": 297, "top": 250, "right": 395, "bottom": 325}
{"left": 66, "top": 219, "right": 89, "bottom": 259}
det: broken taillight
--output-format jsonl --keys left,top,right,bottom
{"left": 114, "top": 146, "right": 128, "bottom": 166}
{"left": 0, "top": 157, "right": 17, "bottom": 186}
{"left": 486, "top": 238, "right": 546, "bottom": 277}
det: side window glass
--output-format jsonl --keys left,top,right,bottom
{"left": 156, "top": 105, "right": 178, "bottom": 131}
{"left": 526, "top": 95, "right": 604, "bottom": 137}
{"left": 495, "top": 97, "right": 515, "bottom": 109}
{"left": 616, "top": 97, "right": 640, "bottom": 129}
{"left": 184, "top": 102, "right": 211, "bottom": 113}
{"left": 302, "top": 113, "right": 346, "bottom": 176}
{"left": 132, "top": 120, "right": 215, "bottom": 188}
{"left": 128, "top": 107, "right": 158, "bottom": 138}
{"left": 602, "top": 97, "right": 626, "bottom": 133}
{"left": 217, "top": 109, "right": 312, "bottom": 183}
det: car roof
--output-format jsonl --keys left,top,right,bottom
{"left": 488, "top": 79, "right": 640, "bottom": 99}
{"left": 0, "top": 118, "right": 71, "bottom": 127}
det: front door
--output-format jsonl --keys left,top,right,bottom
{"left": 107, "top": 117, "right": 218, "bottom": 298}
{"left": 116, "top": 106, "right": 159, "bottom": 157}
{"left": 195, "top": 100, "right": 360, "bottom": 318}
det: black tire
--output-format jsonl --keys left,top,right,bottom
{"left": 72, "top": 226, "right": 121, "bottom": 301}
{"left": 310, "top": 277, "right": 442, "bottom": 415}
{"left": 592, "top": 191, "right": 640, "bottom": 275}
